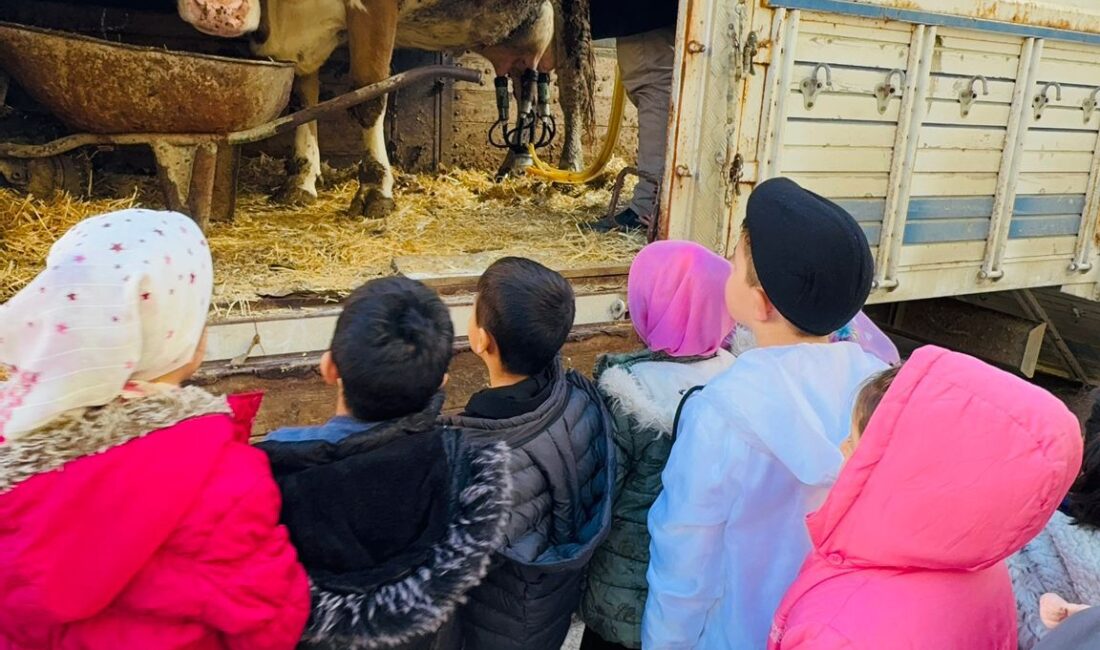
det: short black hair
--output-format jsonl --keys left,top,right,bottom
{"left": 1068, "top": 388, "right": 1100, "bottom": 529}
{"left": 331, "top": 276, "right": 454, "bottom": 421}
{"left": 475, "top": 257, "right": 574, "bottom": 376}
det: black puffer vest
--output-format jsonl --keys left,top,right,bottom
{"left": 259, "top": 394, "right": 512, "bottom": 650}
{"left": 444, "top": 360, "right": 615, "bottom": 650}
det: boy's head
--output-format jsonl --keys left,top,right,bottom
{"left": 469, "top": 257, "right": 575, "bottom": 377}
{"left": 1068, "top": 388, "right": 1100, "bottom": 529}
{"left": 727, "top": 177, "right": 874, "bottom": 341}
{"left": 842, "top": 365, "right": 901, "bottom": 459}
{"left": 322, "top": 276, "right": 454, "bottom": 421}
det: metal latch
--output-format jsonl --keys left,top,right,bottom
{"left": 1032, "top": 81, "right": 1062, "bottom": 121}
{"left": 800, "top": 63, "right": 832, "bottom": 110}
{"left": 743, "top": 31, "right": 759, "bottom": 77}
{"left": 1084, "top": 87, "right": 1100, "bottom": 123}
{"left": 729, "top": 153, "right": 744, "bottom": 196}
{"left": 959, "top": 75, "right": 988, "bottom": 118}
{"left": 874, "top": 69, "right": 905, "bottom": 115}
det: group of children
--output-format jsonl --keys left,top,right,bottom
{"left": 0, "top": 177, "right": 1093, "bottom": 649}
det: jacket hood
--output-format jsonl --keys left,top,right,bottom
{"left": 444, "top": 359, "right": 615, "bottom": 571}
{"left": 596, "top": 349, "right": 734, "bottom": 437}
{"left": 809, "top": 346, "right": 1082, "bottom": 572}
{"left": 260, "top": 395, "right": 513, "bottom": 649}
{"left": 0, "top": 387, "right": 259, "bottom": 631}
{"left": 708, "top": 342, "right": 886, "bottom": 486}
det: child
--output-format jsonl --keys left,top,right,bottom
{"left": 643, "top": 177, "right": 888, "bottom": 649}
{"left": 768, "top": 346, "right": 1083, "bottom": 649}
{"left": 1009, "top": 388, "right": 1100, "bottom": 649}
{"left": 1035, "top": 597, "right": 1100, "bottom": 649}
{"left": 580, "top": 240, "right": 736, "bottom": 650}
{"left": 258, "top": 276, "right": 511, "bottom": 650}
{"left": 0, "top": 210, "right": 309, "bottom": 649}
{"left": 443, "top": 257, "right": 615, "bottom": 650}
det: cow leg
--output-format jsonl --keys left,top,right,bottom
{"left": 346, "top": 1, "right": 399, "bottom": 221}
{"left": 554, "top": 66, "right": 585, "bottom": 172}
{"left": 550, "top": 0, "right": 595, "bottom": 172}
{"left": 275, "top": 72, "right": 322, "bottom": 205}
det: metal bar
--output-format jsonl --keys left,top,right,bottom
{"left": 0, "top": 132, "right": 219, "bottom": 158}
{"left": 981, "top": 38, "right": 1042, "bottom": 281}
{"left": 755, "top": 8, "right": 787, "bottom": 170}
{"left": 204, "top": 289, "right": 629, "bottom": 365}
{"left": 186, "top": 142, "right": 218, "bottom": 229}
{"left": 876, "top": 24, "right": 935, "bottom": 291}
{"left": 759, "top": 9, "right": 799, "bottom": 181}
{"left": 1071, "top": 126, "right": 1100, "bottom": 272}
{"left": 1016, "top": 289, "right": 1090, "bottom": 383}
{"left": 228, "top": 65, "right": 482, "bottom": 145}
{"left": 762, "top": 0, "right": 1100, "bottom": 46}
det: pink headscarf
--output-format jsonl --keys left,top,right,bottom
{"left": 628, "top": 240, "right": 735, "bottom": 357}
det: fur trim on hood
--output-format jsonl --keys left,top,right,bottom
{"left": 0, "top": 386, "right": 228, "bottom": 494}
{"left": 301, "top": 439, "right": 512, "bottom": 649}
{"left": 597, "top": 351, "right": 735, "bottom": 437}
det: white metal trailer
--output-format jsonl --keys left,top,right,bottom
{"left": 661, "top": 0, "right": 1100, "bottom": 304}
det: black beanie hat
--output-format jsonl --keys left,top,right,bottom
{"left": 744, "top": 177, "right": 874, "bottom": 336}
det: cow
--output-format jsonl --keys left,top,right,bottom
{"left": 176, "top": 0, "right": 594, "bottom": 221}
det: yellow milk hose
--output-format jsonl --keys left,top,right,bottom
{"left": 525, "top": 68, "right": 626, "bottom": 184}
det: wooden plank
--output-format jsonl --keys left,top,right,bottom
{"left": 795, "top": 33, "right": 910, "bottom": 69}
{"left": 1018, "top": 151, "right": 1095, "bottom": 174}
{"left": 785, "top": 120, "right": 897, "bottom": 147}
{"left": 1024, "top": 129, "right": 1100, "bottom": 152}
{"left": 936, "top": 26, "right": 1027, "bottom": 51}
{"left": 908, "top": 195, "right": 994, "bottom": 219}
{"left": 790, "top": 64, "right": 912, "bottom": 97}
{"left": 898, "top": 240, "right": 986, "bottom": 266}
{"left": 1014, "top": 194, "right": 1088, "bottom": 215}
{"left": 1004, "top": 235, "right": 1079, "bottom": 259}
{"left": 918, "top": 125, "right": 1007, "bottom": 151}
{"left": 785, "top": 171, "right": 889, "bottom": 197}
{"left": 1027, "top": 104, "right": 1100, "bottom": 132}
{"left": 913, "top": 148, "right": 1003, "bottom": 173}
{"left": 1009, "top": 214, "right": 1082, "bottom": 238}
{"left": 800, "top": 14, "right": 913, "bottom": 42}
{"left": 931, "top": 48, "right": 1022, "bottom": 79}
{"left": 834, "top": 198, "right": 888, "bottom": 222}
{"left": 1038, "top": 58, "right": 1100, "bottom": 87}
{"left": 904, "top": 217, "right": 990, "bottom": 243}
{"left": 781, "top": 145, "right": 894, "bottom": 172}
{"left": 1042, "top": 41, "right": 1100, "bottom": 65}
{"left": 1015, "top": 172, "right": 1091, "bottom": 194}
{"left": 910, "top": 171, "right": 999, "bottom": 196}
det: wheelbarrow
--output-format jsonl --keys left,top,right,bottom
{"left": 0, "top": 21, "right": 482, "bottom": 228}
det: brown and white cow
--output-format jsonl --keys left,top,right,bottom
{"left": 177, "top": 0, "right": 594, "bottom": 221}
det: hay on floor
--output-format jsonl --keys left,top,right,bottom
{"left": 1, "top": 156, "right": 642, "bottom": 311}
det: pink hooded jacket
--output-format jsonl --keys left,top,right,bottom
{"left": 0, "top": 389, "right": 310, "bottom": 650}
{"left": 769, "top": 346, "right": 1083, "bottom": 650}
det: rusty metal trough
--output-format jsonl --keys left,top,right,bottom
{"left": 0, "top": 21, "right": 482, "bottom": 226}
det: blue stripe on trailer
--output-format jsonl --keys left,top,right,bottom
{"left": 766, "top": 0, "right": 1100, "bottom": 46}
{"left": 1009, "top": 214, "right": 1082, "bottom": 238}
{"left": 834, "top": 195, "right": 1085, "bottom": 243}
{"left": 833, "top": 198, "right": 885, "bottom": 223}
{"left": 1013, "top": 194, "right": 1087, "bottom": 216}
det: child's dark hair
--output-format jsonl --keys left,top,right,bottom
{"left": 475, "top": 257, "right": 575, "bottom": 376}
{"left": 853, "top": 365, "right": 902, "bottom": 434}
{"left": 1067, "top": 388, "right": 1100, "bottom": 529}
{"left": 331, "top": 276, "right": 454, "bottom": 422}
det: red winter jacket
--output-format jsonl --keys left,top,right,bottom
{"left": 0, "top": 386, "right": 310, "bottom": 650}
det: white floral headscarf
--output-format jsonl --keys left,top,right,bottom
{"left": 0, "top": 209, "right": 213, "bottom": 441}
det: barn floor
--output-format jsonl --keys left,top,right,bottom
{"left": 0, "top": 156, "right": 643, "bottom": 309}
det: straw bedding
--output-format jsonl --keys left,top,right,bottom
{"left": 1, "top": 156, "right": 642, "bottom": 311}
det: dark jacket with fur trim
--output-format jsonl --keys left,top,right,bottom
{"left": 258, "top": 393, "right": 512, "bottom": 650}
{"left": 0, "top": 387, "right": 310, "bottom": 650}
{"left": 444, "top": 360, "right": 616, "bottom": 650}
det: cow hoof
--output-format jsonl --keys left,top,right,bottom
{"left": 274, "top": 184, "right": 318, "bottom": 206}
{"left": 348, "top": 188, "right": 395, "bottom": 223}
{"left": 558, "top": 154, "right": 584, "bottom": 173}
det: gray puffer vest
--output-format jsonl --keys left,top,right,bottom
{"left": 443, "top": 359, "right": 615, "bottom": 650}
